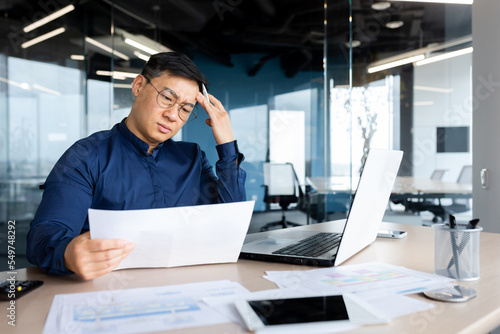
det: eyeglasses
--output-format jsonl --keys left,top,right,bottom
{"left": 144, "top": 76, "right": 198, "bottom": 122}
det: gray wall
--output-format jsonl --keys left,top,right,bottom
{"left": 472, "top": 0, "right": 500, "bottom": 233}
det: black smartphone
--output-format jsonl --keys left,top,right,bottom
{"left": 377, "top": 229, "right": 407, "bottom": 238}
{"left": 234, "top": 295, "right": 351, "bottom": 331}
{"left": 249, "top": 295, "right": 349, "bottom": 325}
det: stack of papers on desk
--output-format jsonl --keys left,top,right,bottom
{"left": 43, "top": 280, "right": 250, "bottom": 334}
{"left": 43, "top": 263, "right": 453, "bottom": 333}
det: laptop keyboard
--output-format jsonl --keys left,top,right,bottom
{"left": 272, "top": 232, "right": 341, "bottom": 257}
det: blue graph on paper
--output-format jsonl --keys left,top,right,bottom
{"left": 74, "top": 297, "right": 200, "bottom": 322}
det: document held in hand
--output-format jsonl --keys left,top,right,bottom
{"left": 88, "top": 201, "right": 255, "bottom": 270}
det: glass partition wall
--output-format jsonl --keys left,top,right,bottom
{"left": 346, "top": 1, "right": 472, "bottom": 225}
{"left": 0, "top": 0, "right": 473, "bottom": 270}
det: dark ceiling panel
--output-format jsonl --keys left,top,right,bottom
{"left": 0, "top": 0, "right": 472, "bottom": 77}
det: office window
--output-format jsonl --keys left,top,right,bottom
{"left": 330, "top": 78, "right": 396, "bottom": 177}
{"left": 230, "top": 104, "right": 268, "bottom": 210}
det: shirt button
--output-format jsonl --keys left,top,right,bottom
{"left": 56, "top": 261, "right": 61, "bottom": 267}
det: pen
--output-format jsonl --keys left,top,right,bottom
{"left": 466, "top": 219, "right": 480, "bottom": 230}
{"left": 448, "top": 215, "right": 461, "bottom": 278}
{"left": 447, "top": 218, "right": 480, "bottom": 271}
{"left": 449, "top": 214, "right": 456, "bottom": 229}
{"left": 202, "top": 83, "right": 210, "bottom": 103}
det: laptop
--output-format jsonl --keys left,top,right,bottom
{"left": 240, "top": 148, "right": 403, "bottom": 266}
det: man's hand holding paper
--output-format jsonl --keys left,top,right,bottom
{"left": 88, "top": 201, "right": 254, "bottom": 270}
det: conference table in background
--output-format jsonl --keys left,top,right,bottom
{"left": 306, "top": 176, "right": 472, "bottom": 223}
{"left": 1, "top": 221, "right": 499, "bottom": 334}
{"left": 391, "top": 176, "right": 473, "bottom": 201}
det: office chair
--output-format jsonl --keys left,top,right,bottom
{"left": 423, "top": 165, "right": 472, "bottom": 222}
{"left": 260, "top": 162, "right": 303, "bottom": 232}
{"left": 430, "top": 169, "right": 447, "bottom": 180}
{"left": 445, "top": 165, "right": 472, "bottom": 213}
{"left": 393, "top": 169, "right": 448, "bottom": 212}
{"left": 410, "top": 169, "right": 447, "bottom": 221}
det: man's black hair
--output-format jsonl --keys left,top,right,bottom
{"left": 141, "top": 52, "right": 207, "bottom": 91}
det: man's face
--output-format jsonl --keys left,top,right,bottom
{"left": 127, "top": 73, "right": 199, "bottom": 152}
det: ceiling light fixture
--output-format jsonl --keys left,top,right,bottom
{"left": 23, "top": 5, "right": 75, "bottom": 33}
{"left": 414, "top": 101, "right": 435, "bottom": 106}
{"left": 33, "top": 84, "right": 62, "bottom": 96}
{"left": 415, "top": 47, "right": 473, "bottom": 66}
{"left": 344, "top": 40, "right": 361, "bottom": 48}
{"left": 21, "top": 27, "right": 66, "bottom": 49}
{"left": 414, "top": 85, "right": 454, "bottom": 93}
{"left": 118, "top": 28, "right": 172, "bottom": 56}
{"left": 386, "top": 20, "right": 404, "bottom": 29}
{"left": 371, "top": 2, "right": 391, "bottom": 10}
{"left": 96, "top": 70, "right": 140, "bottom": 80}
{"left": 125, "top": 38, "right": 158, "bottom": 55}
{"left": 70, "top": 54, "right": 84, "bottom": 61}
{"left": 85, "top": 37, "right": 130, "bottom": 61}
{"left": 388, "top": 0, "right": 472, "bottom": 4}
{"left": 133, "top": 51, "right": 150, "bottom": 61}
{"left": 0, "top": 76, "right": 30, "bottom": 90}
{"left": 367, "top": 35, "right": 471, "bottom": 74}
{"left": 113, "top": 83, "right": 133, "bottom": 89}
{"left": 368, "top": 55, "right": 424, "bottom": 73}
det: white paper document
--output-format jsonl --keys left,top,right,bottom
{"left": 264, "top": 262, "right": 454, "bottom": 299}
{"left": 43, "top": 280, "right": 250, "bottom": 334}
{"left": 88, "top": 201, "right": 255, "bottom": 269}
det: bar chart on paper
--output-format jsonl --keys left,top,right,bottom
{"left": 265, "top": 262, "right": 453, "bottom": 298}
{"left": 322, "top": 269, "right": 409, "bottom": 287}
{"left": 73, "top": 297, "right": 201, "bottom": 322}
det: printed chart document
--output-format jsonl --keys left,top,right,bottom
{"left": 88, "top": 201, "right": 255, "bottom": 269}
{"left": 264, "top": 262, "right": 454, "bottom": 299}
{"left": 43, "top": 280, "right": 250, "bottom": 334}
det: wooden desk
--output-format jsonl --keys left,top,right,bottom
{"left": 2, "top": 222, "right": 499, "bottom": 334}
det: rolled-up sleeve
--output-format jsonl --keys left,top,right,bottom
{"left": 199, "top": 140, "right": 246, "bottom": 204}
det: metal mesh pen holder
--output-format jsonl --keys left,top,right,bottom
{"left": 433, "top": 224, "right": 482, "bottom": 281}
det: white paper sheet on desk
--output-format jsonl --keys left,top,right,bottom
{"left": 263, "top": 262, "right": 454, "bottom": 299}
{"left": 43, "top": 280, "right": 250, "bottom": 334}
{"left": 88, "top": 201, "right": 255, "bottom": 270}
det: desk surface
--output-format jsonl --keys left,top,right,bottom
{"left": 393, "top": 176, "right": 472, "bottom": 195}
{"left": 307, "top": 176, "right": 472, "bottom": 195}
{"left": 1, "top": 222, "right": 499, "bottom": 334}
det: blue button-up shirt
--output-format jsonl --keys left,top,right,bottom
{"left": 27, "top": 119, "right": 246, "bottom": 275}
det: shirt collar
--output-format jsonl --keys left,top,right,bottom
{"left": 118, "top": 118, "right": 165, "bottom": 157}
